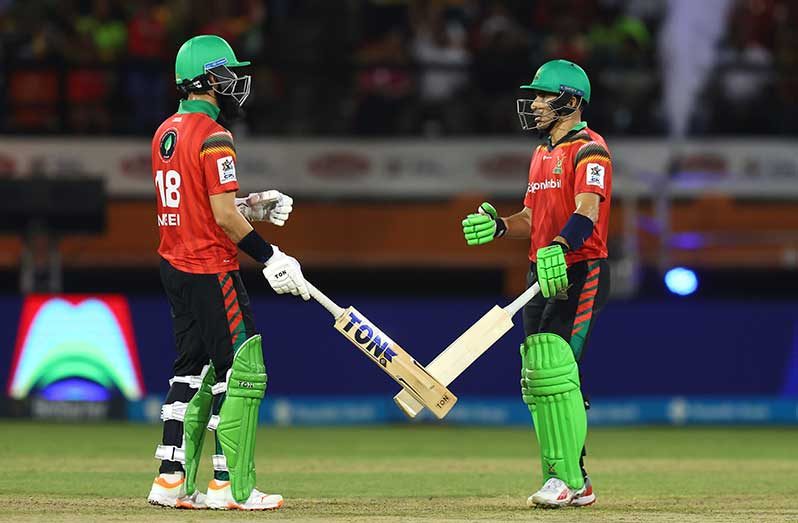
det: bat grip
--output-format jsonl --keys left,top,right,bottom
{"left": 505, "top": 282, "right": 540, "bottom": 317}
{"left": 305, "top": 281, "right": 346, "bottom": 320}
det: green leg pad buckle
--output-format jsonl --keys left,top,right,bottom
{"left": 217, "top": 335, "right": 268, "bottom": 503}
{"left": 520, "top": 333, "right": 586, "bottom": 490}
{"left": 183, "top": 363, "right": 215, "bottom": 495}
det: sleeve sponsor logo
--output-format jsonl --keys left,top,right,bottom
{"left": 217, "top": 156, "right": 237, "bottom": 184}
{"left": 586, "top": 163, "right": 605, "bottom": 188}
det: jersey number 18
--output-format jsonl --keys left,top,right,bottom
{"left": 155, "top": 169, "right": 181, "bottom": 208}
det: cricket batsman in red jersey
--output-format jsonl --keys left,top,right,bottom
{"left": 462, "top": 60, "right": 611, "bottom": 508}
{"left": 146, "top": 35, "right": 308, "bottom": 511}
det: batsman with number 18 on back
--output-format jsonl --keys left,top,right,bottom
{"left": 462, "top": 59, "right": 611, "bottom": 508}
{"left": 146, "top": 35, "right": 309, "bottom": 511}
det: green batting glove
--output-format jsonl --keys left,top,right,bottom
{"left": 462, "top": 202, "right": 506, "bottom": 246}
{"left": 536, "top": 244, "right": 568, "bottom": 298}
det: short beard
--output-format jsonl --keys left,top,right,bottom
{"left": 216, "top": 94, "right": 245, "bottom": 128}
{"left": 535, "top": 119, "right": 557, "bottom": 140}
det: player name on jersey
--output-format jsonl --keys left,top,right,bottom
{"left": 157, "top": 213, "right": 181, "bottom": 227}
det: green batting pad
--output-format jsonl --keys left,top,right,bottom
{"left": 520, "top": 333, "right": 586, "bottom": 490}
{"left": 183, "top": 363, "right": 215, "bottom": 495}
{"left": 217, "top": 335, "right": 268, "bottom": 503}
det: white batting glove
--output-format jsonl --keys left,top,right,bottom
{"left": 236, "top": 190, "right": 294, "bottom": 226}
{"left": 262, "top": 246, "right": 310, "bottom": 300}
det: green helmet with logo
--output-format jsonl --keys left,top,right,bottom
{"left": 520, "top": 59, "right": 591, "bottom": 103}
{"left": 175, "top": 35, "right": 251, "bottom": 106}
{"left": 175, "top": 35, "right": 250, "bottom": 84}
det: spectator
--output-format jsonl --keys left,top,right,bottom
{"left": 127, "top": 1, "right": 168, "bottom": 60}
{"left": 473, "top": 1, "right": 530, "bottom": 133}
{"left": 352, "top": 28, "right": 414, "bottom": 136}
{"left": 411, "top": 4, "right": 471, "bottom": 135}
{"left": 76, "top": 0, "right": 127, "bottom": 63}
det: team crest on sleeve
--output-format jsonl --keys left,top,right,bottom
{"left": 217, "top": 156, "right": 237, "bottom": 183}
{"left": 586, "top": 163, "right": 605, "bottom": 188}
{"left": 159, "top": 129, "right": 178, "bottom": 161}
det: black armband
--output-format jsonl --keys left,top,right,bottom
{"left": 558, "top": 213, "right": 594, "bottom": 252}
{"left": 237, "top": 229, "right": 274, "bottom": 263}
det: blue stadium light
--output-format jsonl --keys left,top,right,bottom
{"left": 664, "top": 267, "right": 698, "bottom": 296}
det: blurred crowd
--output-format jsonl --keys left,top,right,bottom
{"left": 705, "top": 0, "right": 798, "bottom": 134}
{"left": 0, "top": 0, "right": 795, "bottom": 136}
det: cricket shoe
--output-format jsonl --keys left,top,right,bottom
{"left": 147, "top": 473, "right": 207, "bottom": 509}
{"left": 527, "top": 477, "right": 595, "bottom": 508}
{"left": 570, "top": 476, "right": 596, "bottom": 507}
{"left": 205, "top": 479, "right": 284, "bottom": 510}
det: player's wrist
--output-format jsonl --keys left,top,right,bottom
{"left": 494, "top": 217, "right": 507, "bottom": 238}
{"left": 237, "top": 229, "right": 274, "bottom": 263}
{"left": 549, "top": 239, "right": 569, "bottom": 253}
{"left": 557, "top": 213, "right": 593, "bottom": 252}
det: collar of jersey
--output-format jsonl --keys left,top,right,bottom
{"left": 177, "top": 99, "right": 220, "bottom": 120}
{"left": 547, "top": 121, "right": 588, "bottom": 151}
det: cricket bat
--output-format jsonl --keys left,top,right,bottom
{"left": 306, "top": 281, "right": 457, "bottom": 419}
{"left": 393, "top": 282, "right": 540, "bottom": 418}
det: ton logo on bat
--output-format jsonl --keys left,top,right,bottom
{"left": 341, "top": 311, "right": 398, "bottom": 367}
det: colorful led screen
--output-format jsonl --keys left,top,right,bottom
{"left": 7, "top": 295, "right": 145, "bottom": 401}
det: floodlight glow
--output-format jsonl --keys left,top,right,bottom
{"left": 664, "top": 267, "right": 698, "bottom": 296}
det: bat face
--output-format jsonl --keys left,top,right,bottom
{"left": 334, "top": 306, "right": 457, "bottom": 418}
{"left": 394, "top": 306, "right": 512, "bottom": 418}
{"left": 335, "top": 307, "right": 399, "bottom": 368}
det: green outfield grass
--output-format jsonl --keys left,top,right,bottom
{"left": 0, "top": 421, "right": 796, "bottom": 522}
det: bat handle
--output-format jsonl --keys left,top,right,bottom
{"left": 504, "top": 282, "right": 541, "bottom": 317}
{"left": 305, "top": 281, "right": 346, "bottom": 320}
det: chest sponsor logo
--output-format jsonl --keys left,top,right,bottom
{"left": 527, "top": 178, "right": 562, "bottom": 194}
{"left": 159, "top": 129, "right": 178, "bottom": 161}
{"left": 586, "top": 163, "right": 605, "bottom": 188}
{"left": 217, "top": 155, "right": 237, "bottom": 184}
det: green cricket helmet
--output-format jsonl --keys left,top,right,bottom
{"left": 175, "top": 35, "right": 251, "bottom": 106}
{"left": 517, "top": 59, "right": 591, "bottom": 131}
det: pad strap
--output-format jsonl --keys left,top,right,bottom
{"left": 160, "top": 402, "right": 187, "bottom": 422}
{"left": 207, "top": 415, "right": 220, "bottom": 431}
{"left": 212, "top": 382, "right": 228, "bottom": 395}
{"left": 169, "top": 374, "right": 205, "bottom": 389}
{"left": 155, "top": 444, "right": 185, "bottom": 463}
{"left": 212, "top": 454, "right": 228, "bottom": 471}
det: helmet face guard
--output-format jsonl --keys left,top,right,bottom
{"left": 176, "top": 64, "right": 251, "bottom": 107}
{"left": 207, "top": 64, "right": 251, "bottom": 107}
{"left": 516, "top": 90, "right": 583, "bottom": 132}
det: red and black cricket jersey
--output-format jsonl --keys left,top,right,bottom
{"left": 523, "top": 122, "right": 612, "bottom": 264}
{"left": 152, "top": 99, "right": 240, "bottom": 274}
